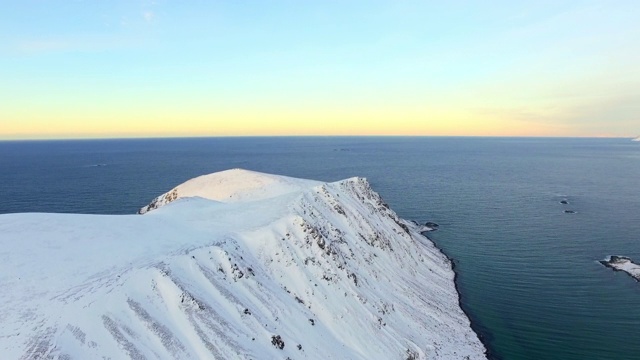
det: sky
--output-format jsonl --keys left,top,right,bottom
{"left": 1, "top": 0, "right": 638, "bottom": 139}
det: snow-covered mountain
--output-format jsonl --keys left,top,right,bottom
{"left": 0, "top": 169, "right": 486, "bottom": 359}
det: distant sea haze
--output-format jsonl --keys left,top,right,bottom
{"left": 1, "top": 136, "right": 639, "bottom": 359}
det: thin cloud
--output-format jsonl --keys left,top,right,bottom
{"left": 142, "top": 11, "right": 155, "bottom": 23}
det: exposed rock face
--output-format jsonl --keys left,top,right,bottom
{"left": 271, "top": 335, "right": 285, "bottom": 349}
{"left": 0, "top": 169, "right": 487, "bottom": 359}
{"left": 139, "top": 188, "right": 178, "bottom": 214}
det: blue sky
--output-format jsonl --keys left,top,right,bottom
{"left": 1, "top": 0, "right": 638, "bottom": 138}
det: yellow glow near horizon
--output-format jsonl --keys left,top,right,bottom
{"left": 1, "top": 103, "right": 574, "bottom": 140}
{"left": 1, "top": 1, "right": 638, "bottom": 140}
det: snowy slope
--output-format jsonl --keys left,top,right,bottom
{"left": 138, "top": 169, "right": 323, "bottom": 213}
{"left": 0, "top": 169, "right": 486, "bottom": 359}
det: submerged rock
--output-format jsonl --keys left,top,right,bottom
{"left": 420, "top": 221, "right": 440, "bottom": 234}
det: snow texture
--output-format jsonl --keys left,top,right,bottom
{"left": 0, "top": 169, "right": 486, "bottom": 359}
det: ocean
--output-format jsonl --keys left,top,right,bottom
{"left": 1, "top": 137, "right": 639, "bottom": 359}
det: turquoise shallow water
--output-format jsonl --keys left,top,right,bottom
{"left": 1, "top": 137, "right": 639, "bottom": 359}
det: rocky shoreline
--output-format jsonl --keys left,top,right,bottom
{"left": 418, "top": 222, "right": 501, "bottom": 360}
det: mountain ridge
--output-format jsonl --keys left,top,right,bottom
{"left": 0, "top": 169, "right": 486, "bottom": 359}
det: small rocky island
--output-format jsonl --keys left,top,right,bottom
{"left": 600, "top": 256, "right": 640, "bottom": 281}
{"left": 420, "top": 221, "right": 440, "bottom": 234}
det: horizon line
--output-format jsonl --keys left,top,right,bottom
{"left": 0, "top": 134, "right": 636, "bottom": 142}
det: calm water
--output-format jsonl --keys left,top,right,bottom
{"left": 1, "top": 137, "right": 639, "bottom": 359}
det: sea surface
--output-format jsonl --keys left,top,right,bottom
{"left": 1, "top": 137, "right": 639, "bottom": 359}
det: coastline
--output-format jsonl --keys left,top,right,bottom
{"left": 426, "top": 235, "right": 501, "bottom": 360}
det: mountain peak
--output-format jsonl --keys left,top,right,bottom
{"left": 0, "top": 170, "right": 487, "bottom": 359}
{"left": 139, "top": 168, "right": 322, "bottom": 214}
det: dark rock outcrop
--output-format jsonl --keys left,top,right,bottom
{"left": 271, "top": 335, "right": 285, "bottom": 349}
